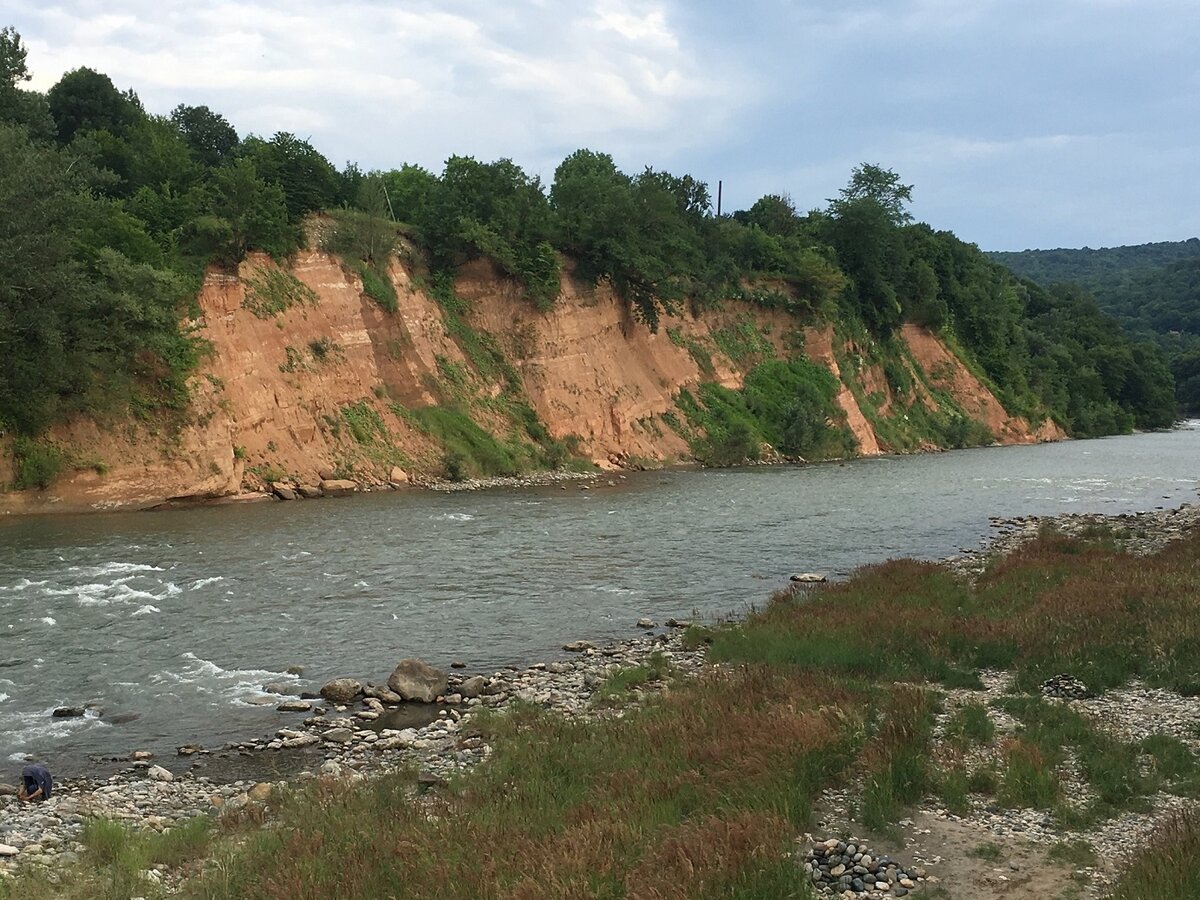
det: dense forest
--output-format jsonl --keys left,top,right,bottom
{"left": 991, "top": 240, "right": 1200, "bottom": 413}
{"left": 0, "top": 25, "right": 1178, "bottom": 474}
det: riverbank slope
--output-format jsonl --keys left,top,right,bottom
{"left": 0, "top": 253, "right": 1063, "bottom": 515}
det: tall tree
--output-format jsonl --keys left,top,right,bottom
{"left": 170, "top": 104, "right": 239, "bottom": 167}
{"left": 0, "top": 26, "right": 52, "bottom": 138}
{"left": 241, "top": 132, "right": 339, "bottom": 222}
{"left": 47, "top": 67, "right": 142, "bottom": 144}
{"left": 830, "top": 163, "right": 914, "bottom": 226}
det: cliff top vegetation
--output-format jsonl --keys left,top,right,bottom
{"left": 0, "top": 25, "right": 1179, "bottom": 456}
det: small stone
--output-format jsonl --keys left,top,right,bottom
{"left": 459, "top": 675, "right": 487, "bottom": 699}
{"left": 281, "top": 733, "right": 320, "bottom": 748}
{"left": 247, "top": 783, "right": 272, "bottom": 802}
{"left": 0, "top": 845, "right": 18, "bottom": 857}
{"left": 636, "top": 618, "right": 656, "bottom": 629}
{"left": 562, "top": 640, "right": 594, "bottom": 652}
{"left": 277, "top": 700, "right": 313, "bottom": 712}
{"left": 52, "top": 706, "right": 85, "bottom": 718}
{"left": 147, "top": 765, "right": 173, "bottom": 782}
{"left": 416, "top": 771, "right": 446, "bottom": 788}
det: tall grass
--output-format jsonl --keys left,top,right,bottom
{"left": 0, "top": 817, "right": 214, "bottom": 900}
{"left": 186, "top": 668, "right": 859, "bottom": 899}
{"left": 709, "top": 531, "right": 1200, "bottom": 695}
{"left": 1109, "top": 809, "right": 1200, "bottom": 900}
{"left": 858, "top": 686, "right": 936, "bottom": 829}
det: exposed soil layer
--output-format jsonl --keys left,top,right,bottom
{"left": 0, "top": 257, "right": 1058, "bottom": 514}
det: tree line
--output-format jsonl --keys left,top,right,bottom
{"left": 991, "top": 240, "right": 1200, "bottom": 414}
{"left": 0, "top": 25, "right": 1177, "bottom": 448}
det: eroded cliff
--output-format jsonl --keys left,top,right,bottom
{"left": 0, "top": 251, "right": 1064, "bottom": 513}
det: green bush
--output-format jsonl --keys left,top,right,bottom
{"left": 241, "top": 266, "right": 317, "bottom": 318}
{"left": 676, "top": 356, "right": 854, "bottom": 466}
{"left": 341, "top": 401, "right": 387, "bottom": 444}
{"left": 354, "top": 260, "right": 398, "bottom": 313}
{"left": 11, "top": 437, "right": 66, "bottom": 489}
{"left": 413, "top": 405, "right": 526, "bottom": 479}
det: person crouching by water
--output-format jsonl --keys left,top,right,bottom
{"left": 18, "top": 764, "right": 52, "bottom": 802}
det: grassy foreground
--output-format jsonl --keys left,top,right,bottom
{"left": 5, "top": 527, "right": 1199, "bottom": 899}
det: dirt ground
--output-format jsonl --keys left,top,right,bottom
{"left": 810, "top": 805, "right": 1090, "bottom": 900}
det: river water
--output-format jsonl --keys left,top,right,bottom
{"left": 1, "top": 425, "right": 1197, "bottom": 773}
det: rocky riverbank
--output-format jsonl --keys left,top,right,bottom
{"left": 3, "top": 501, "right": 1198, "bottom": 897}
{"left": 0, "top": 624, "right": 705, "bottom": 877}
{"left": 944, "top": 501, "right": 1200, "bottom": 580}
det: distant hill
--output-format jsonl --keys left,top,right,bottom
{"left": 989, "top": 240, "right": 1200, "bottom": 415}
{"left": 989, "top": 239, "right": 1200, "bottom": 289}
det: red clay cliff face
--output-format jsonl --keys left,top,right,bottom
{"left": 900, "top": 324, "right": 1067, "bottom": 445}
{"left": 0, "top": 254, "right": 1062, "bottom": 514}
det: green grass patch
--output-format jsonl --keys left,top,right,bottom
{"left": 945, "top": 702, "right": 995, "bottom": 748}
{"left": 936, "top": 766, "right": 971, "bottom": 814}
{"left": 428, "top": 276, "right": 521, "bottom": 389}
{"left": 1048, "top": 839, "right": 1098, "bottom": 868}
{"left": 9, "top": 436, "right": 67, "bottom": 490}
{"left": 998, "top": 739, "right": 1062, "bottom": 809}
{"left": 709, "top": 530, "right": 1200, "bottom": 698}
{"left": 858, "top": 686, "right": 936, "bottom": 829}
{"left": 241, "top": 267, "right": 317, "bottom": 319}
{"left": 711, "top": 318, "right": 775, "bottom": 367}
{"left": 968, "top": 841, "right": 1004, "bottom": 862}
{"left": 170, "top": 668, "right": 862, "bottom": 899}
{"left": 0, "top": 816, "right": 214, "bottom": 900}
{"left": 341, "top": 400, "right": 388, "bottom": 445}
{"left": 676, "top": 356, "right": 856, "bottom": 466}
{"left": 595, "top": 652, "right": 674, "bottom": 704}
{"left": 411, "top": 404, "right": 528, "bottom": 480}
{"left": 353, "top": 259, "right": 398, "bottom": 312}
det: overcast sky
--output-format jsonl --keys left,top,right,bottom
{"left": 8, "top": 0, "right": 1199, "bottom": 250}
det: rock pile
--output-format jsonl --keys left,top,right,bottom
{"left": 415, "top": 469, "right": 599, "bottom": 493}
{"left": 803, "top": 837, "right": 923, "bottom": 896}
{"left": 1041, "top": 673, "right": 1093, "bottom": 700}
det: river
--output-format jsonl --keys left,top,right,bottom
{"left": 1, "top": 425, "right": 1197, "bottom": 773}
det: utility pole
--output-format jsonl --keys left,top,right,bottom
{"left": 717, "top": 180, "right": 723, "bottom": 217}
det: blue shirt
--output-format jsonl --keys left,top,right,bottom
{"left": 21, "top": 764, "right": 52, "bottom": 800}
